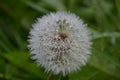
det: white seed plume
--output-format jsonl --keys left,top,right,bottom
{"left": 28, "top": 12, "right": 92, "bottom": 76}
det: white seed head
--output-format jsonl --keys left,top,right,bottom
{"left": 28, "top": 12, "right": 92, "bottom": 76}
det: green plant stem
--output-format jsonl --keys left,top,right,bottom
{"left": 49, "top": 73, "right": 54, "bottom": 80}
{"left": 60, "top": 75, "right": 69, "bottom": 80}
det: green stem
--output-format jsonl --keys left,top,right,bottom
{"left": 49, "top": 73, "right": 69, "bottom": 80}
{"left": 49, "top": 73, "right": 54, "bottom": 80}
{"left": 60, "top": 75, "right": 69, "bottom": 80}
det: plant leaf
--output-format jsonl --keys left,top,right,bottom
{"left": 1, "top": 52, "right": 49, "bottom": 80}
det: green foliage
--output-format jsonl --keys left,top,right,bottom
{"left": 0, "top": 0, "right": 120, "bottom": 80}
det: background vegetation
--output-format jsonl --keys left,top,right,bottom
{"left": 0, "top": 0, "right": 120, "bottom": 80}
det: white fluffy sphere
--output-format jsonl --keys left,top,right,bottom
{"left": 28, "top": 12, "right": 92, "bottom": 76}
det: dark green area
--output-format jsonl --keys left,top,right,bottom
{"left": 0, "top": 0, "right": 120, "bottom": 80}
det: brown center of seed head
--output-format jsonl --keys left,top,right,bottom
{"left": 58, "top": 32, "right": 68, "bottom": 40}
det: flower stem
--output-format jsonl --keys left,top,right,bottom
{"left": 60, "top": 75, "right": 69, "bottom": 80}
{"left": 49, "top": 73, "right": 54, "bottom": 80}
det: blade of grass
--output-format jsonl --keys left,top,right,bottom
{"left": 88, "top": 49, "right": 120, "bottom": 79}
{"left": 1, "top": 52, "right": 49, "bottom": 80}
{"left": 24, "top": 1, "right": 49, "bottom": 13}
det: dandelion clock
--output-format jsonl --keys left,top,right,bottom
{"left": 28, "top": 12, "right": 92, "bottom": 77}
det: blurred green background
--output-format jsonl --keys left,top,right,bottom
{"left": 0, "top": 0, "right": 120, "bottom": 80}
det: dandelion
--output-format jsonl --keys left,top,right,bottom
{"left": 28, "top": 12, "right": 92, "bottom": 76}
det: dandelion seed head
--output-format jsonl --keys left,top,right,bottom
{"left": 28, "top": 12, "right": 92, "bottom": 76}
